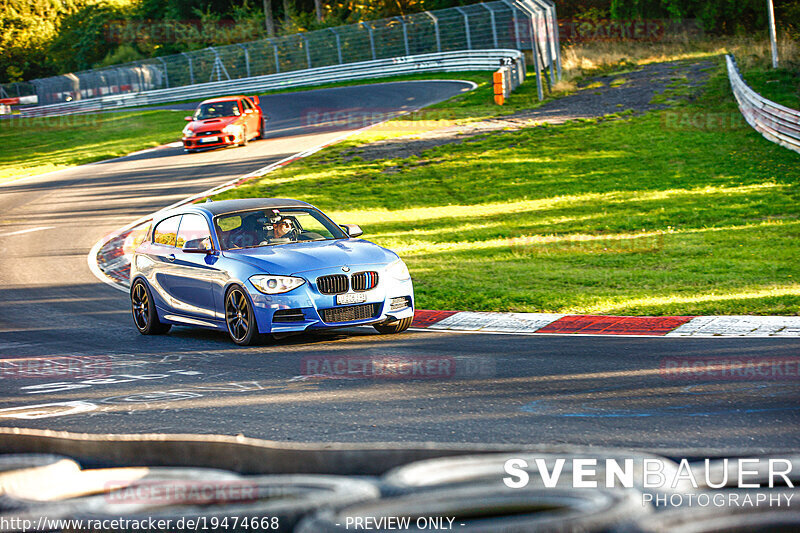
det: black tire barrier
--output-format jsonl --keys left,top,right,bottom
{"left": 296, "top": 485, "right": 647, "bottom": 533}
{"left": 616, "top": 508, "right": 800, "bottom": 532}
{"left": 66, "top": 475, "right": 380, "bottom": 533}
{"left": 0, "top": 467, "right": 244, "bottom": 531}
{"left": 381, "top": 451, "right": 696, "bottom": 498}
{"left": 1, "top": 431, "right": 798, "bottom": 532}
{"left": 0, "top": 454, "right": 81, "bottom": 511}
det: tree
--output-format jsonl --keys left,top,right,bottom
{"left": 263, "top": 0, "right": 275, "bottom": 35}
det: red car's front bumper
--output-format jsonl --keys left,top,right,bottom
{"left": 182, "top": 133, "right": 237, "bottom": 150}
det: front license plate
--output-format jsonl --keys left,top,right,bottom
{"left": 336, "top": 293, "right": 367, "bottom": 305}
{"left": 199, "top": 136, "right": 219, "bottom": 143}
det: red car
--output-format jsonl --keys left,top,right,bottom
{"left": 182, "top": 95, "right": 266, "bottom": 152}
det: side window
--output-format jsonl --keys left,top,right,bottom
{"left": 153, "top": 216, "right": 181, "bottom": 247}
{"left": 177, "top": 214, "right": 212, "bottom": 249}
{"left": 242, "top": 98, "right": 253, "bottom": 111}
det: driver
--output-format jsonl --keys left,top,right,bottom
{"left": 273, "top": 217, "right": 296, "bottom": 240}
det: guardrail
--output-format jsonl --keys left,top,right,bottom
{"left": 14, "top": 1, "right": 557, "bottom": 108}
{"left": 726, "top": 54, "right": 800, "bottom": 155}
{"left": 19, "top": 49, "right": 526, "bottom": 118}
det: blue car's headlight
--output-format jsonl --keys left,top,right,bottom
{"left": 387, "top": 259, "right": 411, "bottom": 281}
{"left": 250, "top": 275, "right": 305, "bottom": 294}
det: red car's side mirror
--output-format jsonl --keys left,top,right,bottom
{"left": 184, "top": 116, "right": 193, "bottom": 122}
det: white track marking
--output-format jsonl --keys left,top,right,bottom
{"left": 0, "top": 226, "right": 55, "bottom": 238}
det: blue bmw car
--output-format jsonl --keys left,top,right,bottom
{"left": 130, "top": 198, "right": 414, "bottom": 345}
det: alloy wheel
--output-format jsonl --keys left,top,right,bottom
{"left": 226, "top": 288, "right": 251, "bottom": 342}
{"left": 131, "top": 282, "right": 150, "bottom": 331}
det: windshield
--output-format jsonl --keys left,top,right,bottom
{"left": 194, "top": 101, "right": 240, "bottom": 120}
{"left": 215, "top": 207, "right": 348, "bottom": 250}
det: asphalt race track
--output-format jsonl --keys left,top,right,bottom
{"left": 0, "top": 81, "right": 798, "bottom": 453}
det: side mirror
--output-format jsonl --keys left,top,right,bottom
{"left": 341, "top": 224, "right": 363, "bottom": 238}
{"left": 184, "top": 116, "right": 193, "bottom": 122}
{"left": 183, "top": 238, "right": 212, "bottom": 253}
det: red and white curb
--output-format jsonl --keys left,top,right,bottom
{"left": 409, "top": 311, "right": 800, "bottom": 337}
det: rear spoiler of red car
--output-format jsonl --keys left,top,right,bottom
{"left": 251, "top": 96, "right": 259, "bottom": 106}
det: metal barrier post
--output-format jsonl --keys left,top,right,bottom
{"left": 482, "top": 4, "right": 499, "bottom": 48}
{"left": 514, "top": 1, "right": 543, "bottom": 100}
{"left": 237, "top": 44, "right": 251, "bottom": 78}
{"left": 266, "top": 38, "right": 280, "bottom": 73}
{"left": 424, "top": 11, "right": 442, "bottom": 53}
{"left": 362, "top": 22, "right": 376, "bottom": 60}
{"left": 455, "top": 7, "right": 472, "bottom": 50}
{"left": 300, "top": 34, "right": 312, "bottom": 68}
{"left": 181, "top": 53, "right": 195, "bottom": 85}
{"left": 156, "top": 57, "right": 169, "bottom": 89}
{"left": 209, "top": 47, "right": 231, "bottom": 82}
{"left": 501, "top": 0, "right": 522, "bottom": 51}
{"left": 542, "top": 0, "right": 562, "bottom": 80}
{"left": 530, "top": 0, "right": 555, "bottom": 84}
{"left": 329, "top": 28, "right": 343, "bottom": 64}
{"left": 396, "top": 17, "right": 410, "bottom": 56}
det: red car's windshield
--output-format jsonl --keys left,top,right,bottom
{"left": 194, "top": 101, "right": 241, "bottom": 120}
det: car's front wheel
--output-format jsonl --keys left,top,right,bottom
{"left": 256, "top": 117, "right": 266, "bottom": 139}
{"left": 373, "top": 316, "right": 413, "bottom": 334}
{"left": 225, "top": 286, "right": 263, "bottom": 345}
{"left": 131, "top": 279, "right": 171, "bottom": 335}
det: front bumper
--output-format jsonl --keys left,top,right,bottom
{"left": 182, "top": 133, "right": 237, "bottom": 150}
{"left": 245, "top": 272, "right": 414, "bottom": 334}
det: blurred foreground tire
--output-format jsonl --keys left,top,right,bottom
{"left": 1, "top": 467, "right": 243, "bottom": 532}
{"left": 381, "top": 451, "right": 693, "bottom": 498}
{"left": 70, "top": 474, "right": 380, "bottom": 533}
{"left": 0, "top": 454, "right": 81, "bottom": 511}
{"left": 616, "top": 509, "right": 800, "bottom": 533}
{"left": 296, "top": 485, "right": 646, "bottom": 533}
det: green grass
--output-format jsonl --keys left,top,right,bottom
{"left": 213, "top": 57, "right": 800, "bottom": 316}
{"left": 0, "top": 110, "right": 185, "bottom": 182}
{"left": 742, "top": 66, "right": 800, "bottom": 109}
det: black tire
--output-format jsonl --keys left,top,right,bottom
{"left": 373, "top": 315, "right": 413, "bottom": 334}
{"left": 225, "top": 285, "right": 262, "bottom": 345}
{"left": 130, "top": 279, "right": 171, "bottom": 335}
{"left": 75, "top": 475, "right": 379, "bottom": 533}
{"left": 256, "top": 116, "right": 267, "bottom": 139}
{"left": 296, "top": 485, "right": 645, "bottom": 533}
{"left": 618, "top": 507, "right": 800, "bottom": 533}
{"left": 0, "top": 455, "right": 81, "bottom": 511}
